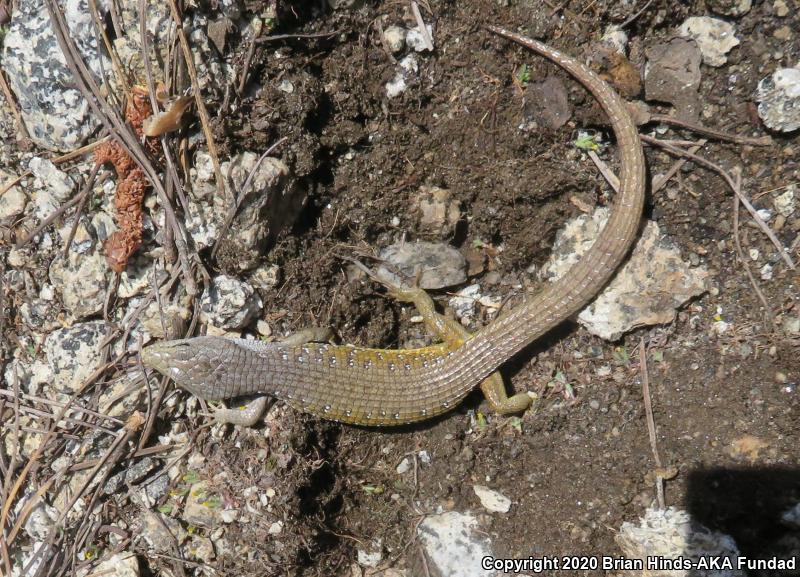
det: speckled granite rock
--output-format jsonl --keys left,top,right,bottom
{"left": 3, "top": 0, "right": 109, "bottom": 151}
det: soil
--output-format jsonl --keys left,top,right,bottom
{"left": 185, "top": 1, "right": 800, "bottom": 575}
{"left": 5, "top": 0, "right": 800, "bottom": 576}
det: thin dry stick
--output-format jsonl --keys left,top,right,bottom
{"left": 410, "top": 1, "right": 434, "bottom": 51}
{"left": 651, "top": 140, "right": 705, "bottom": 193}
{"left": 642, "top": 134, "right": 795, "bottom": 270}
{"left": 639, "top": 337, "right": 665, "bottom": 509}
{"left": 732, "top": 169, "right": 774, "bottom": 325}
{"left": 165, "top": 0, "right": 226, "bottom": 201}
{"left": 587, "top": 150, "right": 620, "bottom": 193}
{"left": 255, "top": 29, "right": 344, "bottom": 43}
{"left": 0, "top": 69, "right": 31, "bottom": 141}
{"left": 648, "top": 114, "right": 773, "bottom": 147}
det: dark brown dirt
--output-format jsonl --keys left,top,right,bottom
{"left": 157, "top": 1, "right": 800, "bottom": 575}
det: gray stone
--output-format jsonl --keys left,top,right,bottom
{"left": 200, "top": 275, "right": 262, "bottom": 330}
{"left": 191, "top": 152, "right": 306, "bottom": 269}
{"left": 0, "top": 170, "right": 27, "bottom": 219}
{"left": 377, "top": 241, "right": 467, "bottom": 289}
{"left": 49, "top": 251, "right": 110, "bottom": 320}
{"left": 386, "top": 54, "right": 418, "bottom": 99}
{"left": 183, "top": 481, "right": 224, "bottom": 527}
{"left": 3, "top": 0, "right": 108, "bottom": 151}
{"left": 757, "top": 69, "right": 800, "bottom": 132}
{"left": 707, "top": 0, "right": 752, "bottom": 16}
{"left": 140, "top": 510, "right": 187, "bottom": 553}
{"left": 28, "top": 157, "right": 76, "bottom": 222}
{"left": 45, "top": 321, "right": 111, "bottom": 392}
{"left": 414, "top": 186, "right": 461, "bottom": 236}
{"left": 645, "top": 39, "right": 702, "bottom": 121}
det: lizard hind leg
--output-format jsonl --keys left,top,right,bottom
{"left": 209, "top": 327, "right": 335, "bottom": 426}
{"left": 352, "top": 258, "right": 532, "bottom": 416}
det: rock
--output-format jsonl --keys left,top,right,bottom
{"left": 773, "top": 26, "right": 792, "bottom": 41}
{"left": 396, "top": 458, "right": 411, "bottom": 474}
{"left": 382, "top": 25, "right": 406, "bottom": 53}
{"left": 526, "top": 76, "right": 573, "bottom": 130}
{"left": 774, "top": 0, "right": 790, "bottom": 17}
{"left": 406, "top": 24, "right": 434, "bottom": 52}
{"left": 782, "top": 316, "right": 800, "bottom": 335}
{"left": 472, "top": 485, "right": 512, "bottom": 513}
{"left": 2, "top": 0, "right": 108, "bottom": 151}
{"left": 0, "top": 170, "right": 26, "bottom": 219}
{"left": 386, "top": 54, "right": 418, "bottom": 99}
{"left": 200, "top": 275, "right": 262, "bottom": 330}
{"left": 192, "top": 152, "right": 306, "bottom": 270}
{"left": 118, "top": 258, "right": 168, "bottom": 299}
{"left": 58, "top": 219, "right": 95, "bottom": 254}
{"left": 678, "top": 17, "right": 739, "bottom": 67}
{"left": 141, "top": 510, "right": 187, "bottom": 553}
{"left": 186, "top": 535, "right": 216, "bottom": 563}
{"left": 644, "top": 39, "right": 702, "bottom": 121}
{"left": 49, "top": 251, "right": 110, "bottom": 320}
{"left": 28, "top": 157, "right": 76, "bottom": 222}
{"left": 183, "top": 481, "right": 224, "bottom": 527}
{"left": 414, "top": 186, "right": 460, "bottom": 236}
{"left": 757, "top": 69, "right": 800, "bottom": 132}
{"left": 45, "top": 321, "right": 111, "bottom": 392}
{"left": 94, "top": 552, "right": 140, "bottom": 577}
{"left": 249, "top": 263, "right": 280, "bottom": 291}
{"left": 377, "top": 241, "right": 467, "bottom": 289}
{"left": 448, "top": 284, "right": 482, "bottom": 325}
{"left": 23, "top": 501, "right": 58, "bottom": 541}
{"left": 356, "top": 539, "right": 383, "bottom": 567}
{"left": 602, "top": 26, "right": 629, "bottom": 54}
{"left": 707, "top": 0, "right": 751, "bottom": 16}
{"left": 139, "top": 291, "right": 192, "bottom": 339}
{"left": 542, "top": 209, "right": 709, "bottom": 340}
{"left": 616, "top": 507, "right": 743, "bottom": 577}
{"left": 417, "top": 512, "right": 495, "bottom": 577}
{"left": 113, "top": 4, "right": 231, "bottom": 99}
{"left": 19, "top": 296, "right": 60, "bottom": 332}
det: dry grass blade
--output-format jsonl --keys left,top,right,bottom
{"left": 732, "top": 169, "right": 774, "bottom": 326}
{"left": 165, "top": 0, "right": 227, "bottom": 202}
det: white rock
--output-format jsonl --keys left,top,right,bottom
{"left": 678, "top": 17, "right": 739, "bottom": 67}
{"left": 760, "top": 263, "right": 774, "bottom": 281}
{"left": 93, "top": 552, "right": 140, "bottom": 577}
{"left": 383, "top": 25, "right": 406, "bottom": 53}
{"left": 406, "top": 24, "right": 434, "bottom": 52}
{"left": 45, "top": 322, "right": 111, "bottom": 392}
{"left": 542, "top": 209, "right": 709, "bottom": 340}
{"left": 396, "top": 457, "right": 411, "bottom": 474}
{"left": 386, "top": 54, "right": 418, "bottom": 98}
{"left": 472, "top": 485, "right": 512, "bottom": 513}
{"left": 268, "top": 521, "right": 283, "bottom": 535}
{"left": 200, "top": 275, "right": 263, "bottom": 330}
{"left": 49, "top": 251, "right": 110, "bottom": 319}
{"left": 774, "top": 185, "right": 796, "bottom": 217}
{"left": 616, "top": 506, "right": 743, "bottom": 576}
{"left": 602, "top": 26, "right": 629, "bottom": 54}
{"left": 0, "top": 170, "right": 26, "bottom": 219}
{"left": 418, "top": 512, "right": 495, "bottom": 577}
{"left": 757, "top": 68, "right": 800, "bottom": 132}
{"left": 356, "top": 539, "right": 383, "bottom": 567}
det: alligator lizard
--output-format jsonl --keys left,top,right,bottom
{"left": 141, "top": 25, "right": 646, "bottom": 426}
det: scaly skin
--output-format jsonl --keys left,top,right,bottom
{"left": 141, "top": 26, "right": 646, "bottom": 426}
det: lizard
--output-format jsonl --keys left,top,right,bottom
{"left": 141, "top": 25, "right": 646, "bottom": 426}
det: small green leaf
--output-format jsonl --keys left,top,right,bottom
{"left": 574, "top": 133, "right": 600, "bottom": 151}
{"left": 516, "top": 64, "right": 532, "bottom": 85}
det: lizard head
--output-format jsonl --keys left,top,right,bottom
{"left": 140, "top": 338, "right": 231, "bottom": 400}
